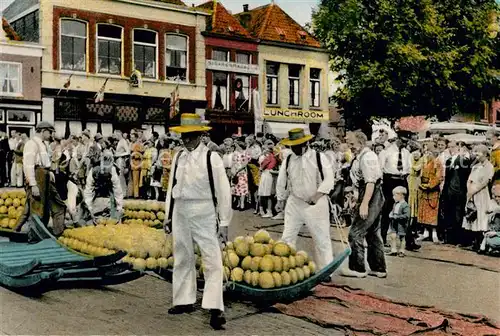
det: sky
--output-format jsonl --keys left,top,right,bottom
{"left": 0, "top": 0, "right": 319, "bottom": 26}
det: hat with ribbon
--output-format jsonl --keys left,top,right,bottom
{"left": 169, "top": 113, "right": 212, "bottom": 134}
{"left": 280, "top": 128, "right": 314, "bottom": 146}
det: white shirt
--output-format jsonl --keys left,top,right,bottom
{"left": 165, "top": 143, "right": 232, "bottom": 227}
{"left": 115, "top": 138, "right": 130, "bottom": 158}
{"left": 350, "top": 147, "right": 382, "bottom": 189}
{"left": 84, "top": 166, "right": 124, "bottom": 214}
{"left": 276, "top": 148, "right": 335, "bottom": 202}
{"left": 8, "top": 138, "right": 19, "bottom": 151}
{"left": 222, "top": 153, "right": 233, "bottom": 169}
{"left": 23, "top": 135, "right": 51, "bottom": 187}
{"left": 378, "top": 143, "right": 410, "bottom": 175}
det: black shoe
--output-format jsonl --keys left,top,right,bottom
{"left": 406, "top": 243, "right": 421, "bottom": 251}
{"left": 209, "top": 309, "right": 226, "bottom": 330}
{"left": 168, "top": 305, "right": 195, "bottom": 315}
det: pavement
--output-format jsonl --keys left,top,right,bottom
{"left": 1, "top": 210, "right": 499, "bottom": 335}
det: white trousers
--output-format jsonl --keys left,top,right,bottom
{"left": 10, "top": 163, "right": 23, "bottom": 187}
{"left": 172, "top": 199, "right": 224, "bottom": 311}
{"left": 281, "top": 194, "right": 333, "bottom": 270}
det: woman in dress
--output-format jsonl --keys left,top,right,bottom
{"left": 417, "top": 146, "right": 443, "bottom": 243}
{"left": 463, "top": 144, "right": 494, "bottom": 250}
{"left": 231, "top": 140, "right": 251, "bottom": 210}
{"left": 157, "top": 139, "right": 174, "bottom": 202}
{"left": 257, "top": 139, "right": 277, "bottom": 218}
{"left": 128, "top": 133, "right": 144, "bottom": 199}
{"left": 408, "top": 148, "right": 423, "bottom": 229}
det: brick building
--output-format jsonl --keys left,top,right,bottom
{"left": 235, "top": 3, "right": 330, "bottom": 138}
{"left": 196, "top": 1, "right": 259, "bottom": 144}
{"left": 0, "top": 18, "right": 43, "bottom": 136}
{"left": 4, "top": 0, "right": 209, "bottom": 137}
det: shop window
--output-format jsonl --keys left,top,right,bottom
{"left": 166, "top": 34, "right": 188, "bottom": 81}
{"left": 212, "top": 49, "right": 229, "bottom": 61}
{"left": 0, "top": 62, "right": 22, "bottom": 96}
{"left": 266, "top": 62, "right": 279, "bottom": 105}
{"left": 310, "top": 68, "right": 321, "bottom": 107}
{"left": 60, "top": 19, "right": 87, "bottom": 71}
{"left": 212, "top": 72, "right": 228, "bottom": 110}
{"left": 234, "top": 75, "right": 250, "bottom": 112}
{"left": 97, "top": 24, "right": 122, "bottom": 75}
{"left": 10, "top": 10, "right": 39, "bottom": 42}
{"left": 236, "top": 53, "right": 250, "bottom": 64}
{"left": 7, "top": 110, "right": 35, "bottom": 124}
{"left": 133, "top": 29, "right": 157, "bottom": 79}
{"left": 289, "top": 64, "right": 301, "bottom": 106}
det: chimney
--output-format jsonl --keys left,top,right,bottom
{"left": 239, "top": 4, "right": 251, "bottom": 28}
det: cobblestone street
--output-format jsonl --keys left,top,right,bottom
{"left": 1, "top": 211, "right": 498, "bottom": 335}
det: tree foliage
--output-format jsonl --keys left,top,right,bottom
{"left": 313, "top": 0, "right": 500, "bottom": 128}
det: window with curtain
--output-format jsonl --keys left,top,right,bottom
{"left": 236, "top": 53, "right": 250, "bottom": 64}
{"left": 133, "top": 29, "right": 157, "bottom": 78}
{"left": 166, "top": 34, "right": 187, "bottom": 81}
{"left": 212, "top": 72, "right": 228, "bottom": 110}
{"left": 234, "top": 75, "right": 250, "bottom": 112}
{"left": 61, "top": 19, "right": 87, "bottom": 71}
{"left": 266, "top": 62, "right": 279, "bottom": 105}
{"left": 288, "top": 64, "right": 301, "bottom": 106}
{"left": 310, "top": 68, "right": 321, "bottom": 107}
{"left": 97, "top": 24, "right": 122, "bottom": 75}
{"left": 0, "top": 62, "right": 21, "bottom": 95}
{"left": 212, "top": 49, "right": 229, "bottom": 61}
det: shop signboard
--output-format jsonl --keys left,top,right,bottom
{"left": 206, "top": 60, "right": 259, "bottom": 75}
{"left": 263, "top": 108, "right": 329, "bottom": 122}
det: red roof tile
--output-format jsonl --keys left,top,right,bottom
{"left": 2, "top": 17, "right": 21, "bottom": 41}
{"left": 235, "top": 3, "right": 321, "bottom": 48}
{"left": 196, "top": 1, "right": 253, "bottom": 39}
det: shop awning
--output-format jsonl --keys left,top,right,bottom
{"left": 264, "top": 121, "right": 310, "bottom": 139}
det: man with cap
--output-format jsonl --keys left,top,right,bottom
{"left": 19, "top": 121, "right": 66, "bottom": 236}
{"left": 378, "top": 130, "right": 417, "bottom": 249}
{"left": 164, "top": 113, "right": 232, "bottom": 330}
{"left": 342, "top": 131, "right": 387, "bottom": 278}
{"left": 275, "top": 128, "right": 335, "bottom": 271}
{"left": 83, "top": 145, "right": 123, "bottom": 224}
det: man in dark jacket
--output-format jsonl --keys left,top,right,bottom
{"left": 438, "top": 140, "right": 472, "bottom": 245}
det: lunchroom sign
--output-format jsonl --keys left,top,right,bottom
{"left": 263, "top": 108, "right": 329, "bottom": 122}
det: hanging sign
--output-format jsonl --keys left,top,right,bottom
{"left": 263, "top": 108, "right": 329, "bottom": 122}
{"left": 206, "top": 60, "right": 259, "bottom": 75}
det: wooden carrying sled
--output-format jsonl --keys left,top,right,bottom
{"left": 0, "top": 215, "right": 143, "bottom": 294}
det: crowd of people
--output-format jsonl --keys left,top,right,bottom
{"left": 3, "top": 122, "right": 500, "bottom": 257}
{"left": 3, "top": 115, "right": 500, "bottom": 329}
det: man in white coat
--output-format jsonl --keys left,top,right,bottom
{"left": 164, "top": 113, "right": 232, "bottom": 330}
{"left": 276, "top": 128, "right": 335, "bottom": 271}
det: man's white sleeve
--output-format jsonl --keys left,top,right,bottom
{"left": 23, "top": 140, "right": 37, "bottom": 187}
{"left": 83, "top": 170, "right": 95, "bottom": 214}
{"left": 111, "top": 167, "right": 124, "bottom": 211}
{"left": 211, "top": 152, "right": 232, "bottom": 227}
{"left": 317, "top": 152, "right": 335, "bottom": 195}
{"left": 164, "top": 151, "right": 180, "bottom": 220}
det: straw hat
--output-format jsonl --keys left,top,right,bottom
{"left": 280, "top": 128, "right": 314, "bottom": 146}
{"left": 169, "top": 113, "right": 212, "bottom": 133}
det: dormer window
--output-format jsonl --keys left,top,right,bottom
{"left": 227, "top": 26, "right": 234, "bottom": 32}
{"left": 298, "top": 31, "right": 307, "bottom": 40}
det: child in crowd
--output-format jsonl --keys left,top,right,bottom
{"left": 388, "top": 186, "right": 410, "bottom": 257}
{"left": 480, "top": 185, "right": 500, "bottom": 255}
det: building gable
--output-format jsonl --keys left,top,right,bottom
{"left": 235, "top": 3, "right": 321, "bottom": 48}
{"left": 197, "top": 1, "right": 252, "bottom": 39}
